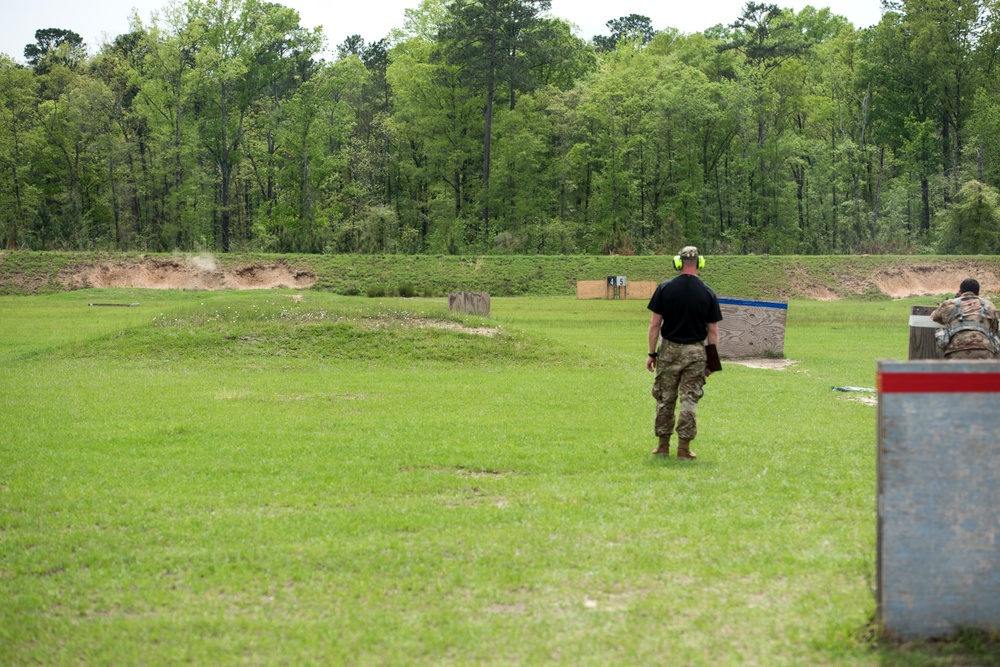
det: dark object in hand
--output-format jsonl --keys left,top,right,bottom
{"left": 705, "top": 344, "right": 722, "bottom": 372}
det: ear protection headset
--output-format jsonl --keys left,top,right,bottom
{"left": 673, "top": 255, "right": 706, "bottom": 270}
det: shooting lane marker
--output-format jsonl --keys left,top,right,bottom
{"left": 877, "top": 361, "right": 1000, "bottom": 640}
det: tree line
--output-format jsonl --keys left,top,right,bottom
{"left": 1, "top": 0, "right": 999, "bottom": 255}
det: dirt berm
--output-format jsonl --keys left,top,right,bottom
{"left": 2, "top": 252, "right": 1000, "bottom": 299}
{"left": 64, "top": 255, "right": 316, "bottom": 291}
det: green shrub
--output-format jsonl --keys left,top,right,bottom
{"left": 366, "top": 284, "right": 388, "bottom": 298}
{"left": 398, "top": 282, "right": 416, "bottom": 298}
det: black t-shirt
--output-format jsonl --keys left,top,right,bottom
{"left": 647, "top": 274, "right": 723, "bottom": 344}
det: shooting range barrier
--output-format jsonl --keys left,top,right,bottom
{"left": 908, "top": 305, "right": 946, "bottom": 360}
{"left": 877, "top": 361, "right": 1000, "bottom": 639}
{"left": 717, "top": 297, "right": 787, "bottom": 358}
{"left": 449, "top": 292, "right": 490, "bottom": 317}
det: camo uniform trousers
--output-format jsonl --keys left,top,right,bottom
{"left": 946, "top": 348, "right": 996, "bottom": 360}
{"left": 652, "top": 339, "right": 707, "bottom": 441}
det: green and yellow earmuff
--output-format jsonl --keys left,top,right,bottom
{"left": 673, "top": 255, "right": 706, "bottom": 270}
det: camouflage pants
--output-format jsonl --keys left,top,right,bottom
{"left": 945, "top": 348, "right": 997, "bottom": 360}
{"left": 652, "top": 340, "right": 707, "bottom": 441}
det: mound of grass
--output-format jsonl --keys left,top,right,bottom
{"left": 46, "top": 295, "right": 569, "bottom": 367}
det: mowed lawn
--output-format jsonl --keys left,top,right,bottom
{"left": 0, "top": 288, "right": 972, "bottom": 665}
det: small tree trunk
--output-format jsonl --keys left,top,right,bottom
{"left": 872, "top": 146, "right": 885, "bottom": 240}
{"left": 110, "top": 157, "right": 120, "bottom": 249}
{"left": 921, "top": 176, "right": 931, "bottom": 232}
{"left": 482, "top": 24, "right": 497, "bottom": 246}
{"left": 979, "top": 137, "right": 985, "bottom": 183}
{"left": 220, "top": 93, "right": 231, "bottom": 252}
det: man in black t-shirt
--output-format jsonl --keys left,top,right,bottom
{"left": 646, "top": 246, "right": 723, "bottom": 459}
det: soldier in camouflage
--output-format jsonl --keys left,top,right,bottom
{"left": 930, "top": 278, "right": 999, "bottom": 360}
{"left": 646, "top": 246, "right": 723, "bottom": 460}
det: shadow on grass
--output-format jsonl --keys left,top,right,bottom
{"left": 857, "top": 618, "right": 1000, "bottom": 666}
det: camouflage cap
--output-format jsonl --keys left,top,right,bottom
{"left": 678, "top": 245, "right": 699, "bottom": 259}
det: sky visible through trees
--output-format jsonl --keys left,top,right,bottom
{"left": 1, "top": 0, "right": 999, "bottom": 255}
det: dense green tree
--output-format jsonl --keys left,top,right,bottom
{"left": 719, "top": 3, "right": 808, "bottom": 73}
{"left": 2, "top": 0, "right": 999, "bottom": 256}
{"left": 439, "top": 0, "right": 551, "bottom": 243}
{"left": 388, "top": 32, "right": 480, "bottom": 250}
{"left": 188, "top": 0, "right": 319, "bottom": 250}
{"left": 0, "top": 57, "right": 40, "bottom": 247}
{"left": 593, "top": 14, "right": 656, "bottom": 52}
{"left": 937, "top": 179, "right": 1000, "bottom": 252}
{"left": 132, "top": 6, "right": 207, "bottom": 249}
{"left": 24, "top": 29, "right": 87, "bottom": 74}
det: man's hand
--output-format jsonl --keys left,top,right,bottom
{"left": 646, "top": 355, "right": 656, "bottom": 372}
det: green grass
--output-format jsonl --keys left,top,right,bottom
{"left": 1, "top": 290, "right": 997, "bottom": 665}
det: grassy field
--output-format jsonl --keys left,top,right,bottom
{"left": 1, "top": 289, "right": 997, "bottom": 665}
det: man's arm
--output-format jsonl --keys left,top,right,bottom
{"left": 930, "top": 302, "right": 949, "bottom": 326}
{"left": 647, "top": 313, "right": 662, "bottom": 372}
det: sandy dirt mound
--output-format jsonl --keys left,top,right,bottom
{"left": 783, "top": 260, "right": 1000, "bottom": 300}
{"left": 871, "top": 264, "right": 1000, "bottom": 299}
{"left": 63, "top": 255, "right": 316, "bottom": 291}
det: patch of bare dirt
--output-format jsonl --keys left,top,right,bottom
{"left": 804, "top": 286, "right": 840, "bottom": 300}
{"left": 783, "top": 259, "right": 1000, "bottom": 300}
{"left": 833, "top": 272, "right": 874, "bottom": 298}
{"left": 727, "top": 358, "right": 798, "bottom": 371}
{"left": 412, "top": 319, "right": 499, "bottom": 337}
{"left": 61, "top": 255, "right": 316, "bottom": 291}
{"left": 356, "top": 317, "right": 498, "bottom": 337}
{"left": 843, "top": 396, "right": 878, "bottom": 406}
{"left": 784, "top": 266, "right": 840, "bottom": 301}
{"left": 871, "top": 264, "right": 1000, "bottom": 299}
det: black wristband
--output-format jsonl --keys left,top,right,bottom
{"left": 648, "top": 352, "right": 658, "bottom": 358}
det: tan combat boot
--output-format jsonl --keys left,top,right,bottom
{"left": 677, "top": 440, "right": 697, "bottom": 460}
{"left": 652, "top": 436, "right": 671, "bottom": 457}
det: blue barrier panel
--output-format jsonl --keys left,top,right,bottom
{"left": 877, "top": 360, "right": 1000, "bottom": 639}
{"left": 717, "top": 297, "right": 788, "bottom": 310}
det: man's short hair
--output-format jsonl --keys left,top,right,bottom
{"left": 959, "top": 278, "right": 980, "bottom": 295}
